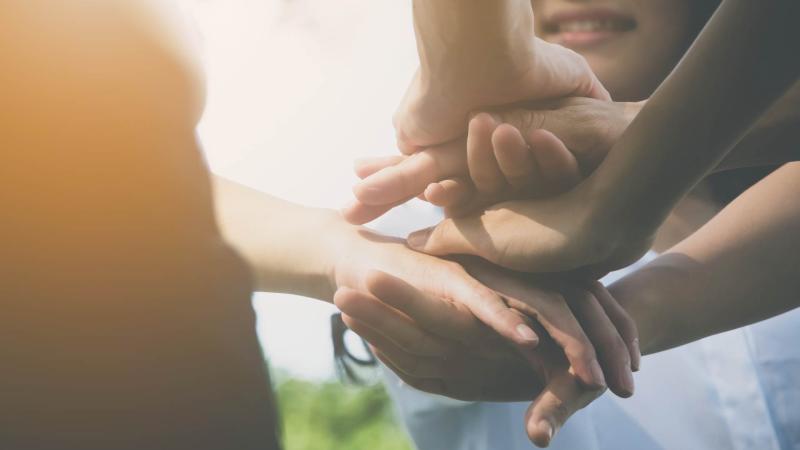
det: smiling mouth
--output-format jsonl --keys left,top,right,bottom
{"left": 542, "top": 11, "right": 636, "bottom": 48}
{"left": 543, "top": 18, "right": 636, "bottom": 34}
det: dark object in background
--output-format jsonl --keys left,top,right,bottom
{"left": 332, "top": 313, "right": 379, "bottom": 385}
{"left": 706, "top": 165, "right": 779, "bottom": 205}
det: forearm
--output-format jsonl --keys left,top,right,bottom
{"left": 413, "top": 0, "right": 534, "bottom": 86}
{"left": 212, "top": 176, "right": 338, "bottom": 300}
{"left": 611, "top": 163, "right": 800, "bottom": 355}
{"left": 590, "top": 0, "right": 800, "bottom": 236}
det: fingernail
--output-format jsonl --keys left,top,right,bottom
{"left": 619, "top": 365, "right": 635, "bottom": 397}
{"left": 353, "top": 183, "right": 383, "bottom": 204}
{"left": 407, "top": 228, "right": 432, "bottom": 249}
{"left": 516, "top": 324, "right": 539, "bottom": 344}
{"left": 590, "top": 360, "right": 607, "bottom": 389}
{"left": 631, "top": 338, "right": 641, "bottom": 372}
{"left": 539, "top": 420, "right": 554, "bottom": 445}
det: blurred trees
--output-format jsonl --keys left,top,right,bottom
{"left": 276, "top": 375, "right": 414, "bottom": 450}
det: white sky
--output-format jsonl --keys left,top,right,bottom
{"left": 187, "top": 0, "right": 420, "bottom": 380}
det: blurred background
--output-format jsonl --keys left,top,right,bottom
{"left": 184, "top": 1, "right": 421, "bottom": 448}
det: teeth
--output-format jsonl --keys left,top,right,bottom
{"left": 557, "top": 19, "right": 625, "bottom": 33}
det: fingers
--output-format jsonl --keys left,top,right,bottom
{"left": 526, "top": 129, "right": 582, "bottom": 194}
{"left": 467, "top": 113, "right": 506, "bottom": 194}
{"left": 460, "top": 261, "right": 611, "bottom": 390}
{"left": 492, "top": 123, "right": 538, "bottom": 189}
{"left": 461, "top": 108, "right": 583, "bottom": 200}
{"left": 451, "top": 276, "right": 543, "bottom": 350}
{"left": 366, "top": 270, "right": 538, "bottom": 350}
{"left": 353, "top": 141, "right": 467, "bottom": 206}
{"left": 590, "top": 281, "right": 641, "bottom": 372}
{"left": 525, "top": 369, "right": 602, "bottom": 448}
{"left": 363, "top": 271, "right": 483, "bottom": 343}
{"left": 423, "top": 178, "right": 473, "bottom": 208}
{"left": 373, "top": 349, "right": 448, "bottom": 396}
{"left": 340, "top": 198, "right": 404, "bottom": 225}
{"left": 342, "top": 315, "right": 454, "bottom": 379}
{"left": 334, "top": 286, "right": 450, "bottom": 357}
{"left": 376, "top": 263, "right": 539, "bottom": 349}
{"left": 354, "top": 155, "right": 406, "bottom": 179}
{"left": 375, "top": 341, "right": 541, "bottom": 403}
{"left": 366, "top": 270, "right": 516, "bottom": 360}
{"left": 563, "top": 286, "right": 634, "bottom": 398}
{"left": 395, "top": 128, "right": 422, "bottom": 156}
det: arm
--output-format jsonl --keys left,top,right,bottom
{"left": 352, "top": 79, "right": 799, "bottom": 223}
{"left": 213, "top": 177, "right": 338, "bottom": 300}
{"left": 395, "top": 0, "right": 608, "bottom": 153}
{"left": 590, "top": 0, "right": 800, "bottom": 237}
{"left": 613, "top": 163, "right": 800, "bottom": 355}
{"left": 213, "top": 177, "right": 641, "bottom": 391}
{"left": 392, "top": 0, "right": 800, "bottom": 274}
{"left": 334, "top": 270, "right": 632, "bottom": 447}
{"left": 339, "top": 164, "right": 800, "bottom": 446}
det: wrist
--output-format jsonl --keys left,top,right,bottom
{"left": 579, "top": 135, "right": 662, "bottom": 257}
{"left": 608, "top": 253, "right": 698, "bottom": 355}
{"left": 414, "top": 0, "right": 535, "bottom": 82}
{"left": 250, "top": 207, "right": 343, "bottom": 301}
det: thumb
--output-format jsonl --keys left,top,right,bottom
{"left": 525, "top": 370, "right": 602, "bottom": 447}
{"left": 406, "top": 215, "right": 499, "bottom": 264}
{"left": 538, "top": 40, "right": 610, "bottom": 101}
{"left": 526, "top": 128, "right": 582, "bottom": 193}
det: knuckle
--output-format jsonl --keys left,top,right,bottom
{"left": 332, "top": 290, "right": 355, "bottom": 311}
{"left": 565, "top": 341, "right": 597, "bottom": 366}
{"left": 514, "top": 109, "right": 546, "bottom": 132}
{"left": 424, "top": 224, "right": 447, "bottom": 249}
{"left": 550, "top": 399, "right": 572, "bottom": 423}
{"left": 364, "top": 269, "right": 389, "bottom": 291}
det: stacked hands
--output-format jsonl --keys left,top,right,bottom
{"left": 331, "top": 17, "right": 650, "bottom": 446}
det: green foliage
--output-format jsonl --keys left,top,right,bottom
{"left": 276, "top": 376, "right": 415, "bottom": 450}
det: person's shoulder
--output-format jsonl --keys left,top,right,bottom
{"left": 0, "top": 0, "right": 204, "bottom": 122}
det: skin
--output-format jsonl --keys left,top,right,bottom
{"left": 0, "top": 1, "right": 635, "bottom": 445}
{"left": 341, "top": 0, "right": 800, "bottom": 445}
{"left": 347, "top": 1, "right": 798, "bottom": 222}
{"left": 214, "top": 177, "right": 638, "bottom": 393}
{"left": 344, "top": 97, "right": 640, "bottom": 224}
{"left": 394, "top": 0, "right": 609, "bottom": 153}
{"left": 342, "top": 162, "right": 800, "bottom": 445}
{"left": 363, "top": 0, "right": 800, "bottom": 276}
{"left": 535, "top": 0, "right": 718, "bottom": 101}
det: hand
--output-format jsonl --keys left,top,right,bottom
{"left": 395, "top": 0, "right": 609, "bottom": 153}
{"left": 328, "top": 224, "right": 538, "bottom": 351}
{"left": 335, "top": 268, "right": 639, "bottom": 446}
{"left": 329, "top": 224, "right": 637, "bottom": 389}
{"left": 406, "top": 177, "right": 656, "bottom": 276}
{"left": 345, "top": 98, "right": 642, "bottom": 224}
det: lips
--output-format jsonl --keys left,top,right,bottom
{"left": 542, "top": 8, "right": 636, "bottom": 48}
